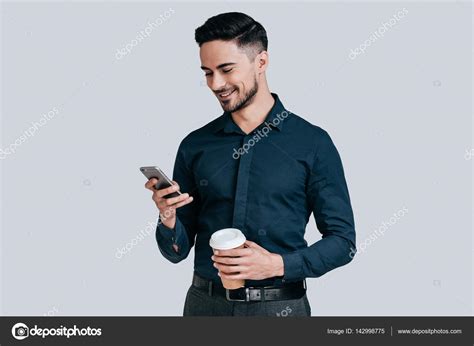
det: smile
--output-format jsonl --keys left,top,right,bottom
{"left": 217, "top": 89, "right": 236, "bottom": 100}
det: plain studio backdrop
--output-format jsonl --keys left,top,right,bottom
{"left": 1, "top": 1, "right": 472, "bottom": 316}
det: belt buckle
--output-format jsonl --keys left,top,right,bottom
{"left": 225, "top": 287, "right": 250, "bottom": 302}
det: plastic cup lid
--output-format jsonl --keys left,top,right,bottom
{"left": 209, "top": 228, "right": 246, "bottom": 250}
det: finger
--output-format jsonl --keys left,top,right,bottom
{"left": 215, "top": 263, "right": 246, "bottom": 274}
{"left": 243, "top": 240, "right": 260, "bottom": 248}
{"left": 165, "top": 193, "right": 189, "bottom": 206}
{"left": 214, "top": 247, "right": 252, "bottom": 257}
{"left": 145, "top": 178, "right": 159, "bottom": 191}
{"left": 157, "top": 194, "right": 192, "bottom": 211}
{"left": 212, "top": 255, "right": 245, "bottom": 265}
{"left": 156, "top": 183, "right": 180, "bottom": 198}
{"left": 171, "top": 196, "right": 194, "bottom": 209}
{"left": 156, "top": 198, "right": 170, "bottom": 209}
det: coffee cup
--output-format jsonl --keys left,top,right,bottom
{"left": 209, "top": 228, "right": 246, "bottom": 289}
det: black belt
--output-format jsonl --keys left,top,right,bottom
{"left": 192, "top": 272, "right": 306, "bottom": 302}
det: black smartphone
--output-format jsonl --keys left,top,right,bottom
{"left": 140, "top": 166, "right": 181, "bottom": 198}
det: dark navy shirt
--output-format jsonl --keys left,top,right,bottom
{"left": 156, "top": 93, "right": 356, "bottom": 287}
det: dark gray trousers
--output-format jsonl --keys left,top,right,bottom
{"left": 183, "top": 284, "right": 311, "bottom": 317}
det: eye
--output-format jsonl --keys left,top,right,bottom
{"left": 205, "top": 72, "right": 212, "bottom": 77}
{"left": 222, "top": 68, "right": 233, "bottom": 73}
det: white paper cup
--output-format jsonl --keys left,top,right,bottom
{"left": 209, "top": 228, "right": 246, "bottom": 289}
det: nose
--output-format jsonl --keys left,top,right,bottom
{"left": 209, "top": 73, "right": 226, "bottom": 92}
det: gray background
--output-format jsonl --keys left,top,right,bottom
{"left": 1, "top": 1, "right": 472, "bottom": 316}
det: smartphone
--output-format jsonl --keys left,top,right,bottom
{"left": 140, "top": 166, "right": 181, "bottom": 198}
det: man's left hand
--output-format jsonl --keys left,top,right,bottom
{"left": 211, "top": 240, "right": 284, "bottom": 281}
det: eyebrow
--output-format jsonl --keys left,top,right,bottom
{"left": 200, "top": 62, "right": 236, "bottom": 71}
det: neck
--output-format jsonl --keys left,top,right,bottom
{"left": 231, "top": 88, "right": 275, "bottom": 135}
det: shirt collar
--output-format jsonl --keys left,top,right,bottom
{"left": 213, "top": 93, "right": 288, "bottom": 134}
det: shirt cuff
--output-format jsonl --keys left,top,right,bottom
{"left": 157, "top": 215, "right": 175, "bottom": 240}
{"left": 156, "top": 215, "right": 187, "bottom": 247}
{"left": 281, "top": 251, "right": 305, "bottom": 282}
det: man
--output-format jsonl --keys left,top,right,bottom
{"left": 145, "top": 12, "right": 356, "bottom": 316}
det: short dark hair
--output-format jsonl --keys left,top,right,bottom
{"left": 195, "top": 12, "right": 268, "bottom": 59}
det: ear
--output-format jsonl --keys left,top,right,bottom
{"left": 256, "top": 51, "right": 269, "bottom": 73}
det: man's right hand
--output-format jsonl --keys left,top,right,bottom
{"left": 144, "top": 178, "right": 194, "bottom": 229}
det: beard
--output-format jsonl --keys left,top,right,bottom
{"left": 220, "top": 77, "right": 258, "bottom": 113}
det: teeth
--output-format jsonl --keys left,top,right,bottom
{"left": 220, "top": 90, "right": 233, "bottom": 97}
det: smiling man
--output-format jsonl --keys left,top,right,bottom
{"left": 145, "top": 12, "right": 356, "bottom": 316}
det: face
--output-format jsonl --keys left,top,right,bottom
{"left": 200, "top": 40, "right": 264, "bottom": 113}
